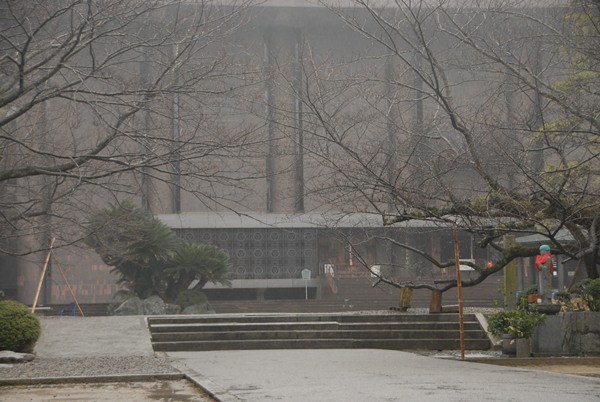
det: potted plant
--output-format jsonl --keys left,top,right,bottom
{"left": 523, "top": 284, "right": 540, "bottom": 304}
{"left": 487, "top": 307, "right": 546, "bottom": 357}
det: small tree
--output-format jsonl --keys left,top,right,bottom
{"left": 85, "top": 201, "right": 230, "bottom": 302}
{"left": 163, "top": 242, "right": 231, "bottom": 302}
{"left": 84, "top": 201, "right": 179, "bottom": 299}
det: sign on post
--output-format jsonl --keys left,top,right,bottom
{"left": 301, "top": 269, "right": 311, "bottom": 299}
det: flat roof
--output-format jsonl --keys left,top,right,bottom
{"left": 197, "top": 0, "right": 567, "bottom": 8}
{"left": 156, "top": 212, "right": 441, "bottom": 229}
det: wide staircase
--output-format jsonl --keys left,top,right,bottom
{"left": 208, "top": 274, "right": 503, "bottom": 314}
{"left": 148, "top": 312, "right": 492, "bottom": 352}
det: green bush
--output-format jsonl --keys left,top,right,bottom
{"left": 523, "top": 284, "right": 538, "bottom": 296}
{"left": 486, "top": 310, "right": 511, "bottom": 336}
{"left": 487, "top": 308, "right": 546, "bottom": 338}
{"left": 175, "top": 289, "right": 208, "bottom": 309}
{"left": 573, "top": 278, "right": 600, "bottom": 312}
{"left": 554, "top": 290, "right": 571, "bottom": 303}
{"left": 0, "top": 300, "right": 41, "bottom": 353}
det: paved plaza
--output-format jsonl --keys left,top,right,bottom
{"left": 1, "top": 316, "right": 599, "bottom": 401}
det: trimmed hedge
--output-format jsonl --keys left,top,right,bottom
{"left": 0, "top": 300, "right": 41, "bottom": 353}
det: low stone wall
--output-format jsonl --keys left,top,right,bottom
{"left": 533, "top": 312, "right": 600, "bottom": 356}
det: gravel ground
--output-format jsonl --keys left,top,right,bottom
{"left": 0, "top": 355, "right": 180, "bottom": 382}
{"left": 0, "top": 380, "right": 214, "bottom": 402}
{"left": 0, "top": 354, "right": 215, "bottom": 401}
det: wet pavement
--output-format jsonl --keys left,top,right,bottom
{"left": 169, "top": 348, "right": 600, "bottom": 402}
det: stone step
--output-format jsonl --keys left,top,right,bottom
{"left": 152, "top": 338, "right": 492, "bottom": 352}
{"left": 148, "top": 312, "right": 492, "bottom": 352}
{"left": 147, "top": 313, "right": 479, "bottom": 325}
{"left": 208, "top": 300, "right": 402, "bottom": 314}
{"left": 150, "top": 321, "right": 340, "bottom": 333}
{"left": 207, "top": 285, "right": 500, "bottom": 313}
{"left": 149, "top": 321, "right": 483, "bottom": 333}
{"left": 151, "top": 329, "right": 490, "bottom": 342}
{"left": 338, "top": 322, "right": 483, "bottom": 330}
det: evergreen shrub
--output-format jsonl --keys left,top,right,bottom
{"left": 0, "top": 300, "right": 41, "bottom": 353}
{"left": 573, "top": 278, "right": 600, "bottom": 312}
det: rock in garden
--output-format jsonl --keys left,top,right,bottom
{"left": 0, "top": 350, "right": 35, "bottom": 363}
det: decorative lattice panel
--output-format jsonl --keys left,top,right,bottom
{"left": 177, "top": 228, "right": 318, "bottom": 279}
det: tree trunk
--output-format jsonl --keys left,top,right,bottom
{"left": 429, "top": 289, "right": 442, "bottom": 313}
{"left": 584, "top": 253, "right": 599, "bottom": 279}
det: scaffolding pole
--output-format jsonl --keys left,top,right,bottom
{"left": 32, "top": 237, "right": 55, "bottom": 313}
{"left": 52, "top": 251, "right": 85, "bottom": 317}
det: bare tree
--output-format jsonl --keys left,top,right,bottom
{"left": 290, "top": 0, "right": 599, "bottom": 295}
{"left": 0, "top": 0, "right": 263, "bottom": 256}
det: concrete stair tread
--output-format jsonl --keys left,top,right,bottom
{"left": 147, "top": 313, "right": 479, "bottom": 323}
{"left": 153, "top": 338, "right": 492, "bottom": 351}
{"left": 150, "top": 321, "right": 340, "bottom": 332}
{"left": 152, "top": 329, "right": 490, "bottom": 342}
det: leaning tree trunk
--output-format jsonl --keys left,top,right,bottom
{"left": 584, "top": 253, "right": 599, "bottom": 279}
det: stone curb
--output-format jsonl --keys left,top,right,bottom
{"left": 170, "top": 359, "right": 244, "bottom": 402}
{"left": 0, "top": 366, "right": 240, "bottom": 402}
{"left": 0, "top": 372, "right": 185, "bottom": 387}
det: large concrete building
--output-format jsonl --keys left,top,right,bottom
{"left": 0, "top": 0, "right": 577, "bottom": 307}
